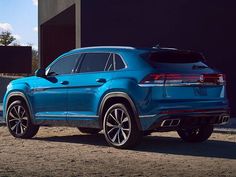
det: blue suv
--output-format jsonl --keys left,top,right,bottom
{"left": 2, "top": 46, "right": 230, "bottom": 148}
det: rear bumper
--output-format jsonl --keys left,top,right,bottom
{"left": 139, "top": 108, "right": 230, "bottom": 131}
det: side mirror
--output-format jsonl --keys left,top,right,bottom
{"left": 35, "top": 68, "right": 46, "bottom": 77}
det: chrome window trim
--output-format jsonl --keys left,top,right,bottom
{"left": 139, "top": 114, "right": 157, "bottom": 118}
{"left": 68, "top": 115, "right": 99, "bottom": 118}
{"left": 36, "top": 114, "right": 66, "bottom": 117}
{"left": 36, "top": 114, "right": 99, "bottom": 118}
{"left": 46, "top": 51, "right": 128, "bottom": 75}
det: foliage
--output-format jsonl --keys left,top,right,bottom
{"left": 32, "top": 48, "right": 39, "bottom": 73}
{"left": 0, "top": 31, "right": 16, "bottom": 46}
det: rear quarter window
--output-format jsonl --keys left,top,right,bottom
{"left": 115, "top": 54, "right": 126, "bottom": 70}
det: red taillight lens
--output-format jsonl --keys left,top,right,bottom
{"left": 165, "top": 74, "right": 200, "bottom": 84}
{"left": 202, "top": 74, "right": 225, "bottom": 85}
{"left": 140, "top": 74, "right": 166, "bottom": 84}
{"left": 140, "top": 73, "right": 226, "bottom": 86}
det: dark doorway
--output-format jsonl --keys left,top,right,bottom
{"left": 40, "top": 4, "right": 75, "bottom": 68}
{"left": 81, "top": 0, "right": 236, "bottom": 116}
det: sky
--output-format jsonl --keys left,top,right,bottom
{"left": 0, "top": 0, "right": 38, "bottom": 49}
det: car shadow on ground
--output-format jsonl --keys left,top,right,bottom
{"left": 33, "top": 133, "right": 236, "bottom": 160}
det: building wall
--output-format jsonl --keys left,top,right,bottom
{"left": 39, "top": 0, "right": 81, "bottom": 66}
{"left": 0, "top": 46, "right": 32, "bottom": 73}
{"left": 39, "top": 0, "right": 236, "bottom": 115}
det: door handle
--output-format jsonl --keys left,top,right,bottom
{"left": 96, "top": 78, "right": 107, "bottom": 83}
{"left": 60, "top": 81, "right": 69, "bottom": 85}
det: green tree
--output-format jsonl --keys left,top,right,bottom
{"left": 0, "top": 31, "right": 16, "bottom": 46}
{"left": 32, "top": 48, "right": 39, "bottom": 73}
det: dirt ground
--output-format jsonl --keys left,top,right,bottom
{"left": 0, "top": 126, "right": 235, "bottom": 177}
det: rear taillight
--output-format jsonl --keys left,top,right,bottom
{"left": 202, "top": 74, "right": 225, "bottom": 85}
{"left": 140, "top": 74, "right": 166, "bottom": 85}
{"left": 140, "top": 73, "right": 225, "bottom": 86}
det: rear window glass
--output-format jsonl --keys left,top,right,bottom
{"left": 146, "top": 51, "right": 205, "bottom": 63}
{"left": 79, "top": 53, "right": 110, "bottom": 73}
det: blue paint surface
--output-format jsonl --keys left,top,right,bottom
{"left": 2, "top": 47, "right": 229, "bottom": 130}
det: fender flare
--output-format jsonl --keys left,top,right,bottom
{"left": 6, "top": 92, "right": 33, "bottom": 120}
{"left": 98, "top": 92, "right": 141, "bottom": 130}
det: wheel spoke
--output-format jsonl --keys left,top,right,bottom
{"left": 21, "top": 123, "right": 27, "bottom": 129}
{"left": 9, "top": 118, "right": 18, "bottom": 122}
{"left": 122, "top": 128, "right": 130, "bottom": 131}
{"left": 16, "top": 122, "right": 20, "bottom": 134}
{"left": 20, "top": 123, "right": 24, "bottom": 134}
{"left": 106, "top": 121, "right": 115, "bottom": 127}
{"left": 117, "top": 129, "right": 121, "bottom": 144}
{"left": 17, "top": 106, "right": 21, "bottom": 116}
{"left": 11, "top": 123, "right": 18, "bottom": 131}
{"left": 114, "top": 109, "right": 118, "bottom": 120}
{"left": 9, "top": 112, "right": 19, "bottom": 120}
{"left": 111, "top": 129, "right": 119, "bottom": 142}
{"left": 21, "top": 117, "right": 28, "bottom": 121}
{"left": 21, "top": 109, "right": 25, "bottom": 118}
{"left": 122, "top": 117, "right": 129, "bottom": 124}
{"left": 108, "top": 127, "right": 117, "bottom": 134}
{"left": 120, "top": 110, "right": 124, "bottom": 120}
{"left": 109, "top": 114, "right": 119, "bottom": 125}
{"left": 121, "top": 128, "right": 127, "bottom": 140}
{"left": 13, "top": 107, "right": 20, "bottom": 118}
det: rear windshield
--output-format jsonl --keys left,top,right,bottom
{"left": 146, "top": 50, "right": 205, "bottom": 63}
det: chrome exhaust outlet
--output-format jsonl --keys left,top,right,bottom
{"left": 216, "top": 114, "right": 230, "bottom": 125}
{"left": 161, "top": 119, "right": 181, "bottom": 127}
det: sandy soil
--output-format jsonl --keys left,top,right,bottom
{"left": 0, "top": 126, "right": 235, "bottom": 177}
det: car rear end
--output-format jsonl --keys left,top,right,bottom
{"left": 138, "top": 49, "right": 230, "bottom": 132}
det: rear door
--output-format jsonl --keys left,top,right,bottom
{"left": 66, "top": 53, "right": 115, "bottom": 127}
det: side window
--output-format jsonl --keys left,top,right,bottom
{"left": 48, "top": 54, "right": 80, "bottom": 75}
{"left": 115, "top": 54, "right": 126, "bottom": 70}
{"left": 79, "top": 53, "right": 110, "bottom": 73}
{"left": 104, "top": 54, "right": 115, "bottom": 71}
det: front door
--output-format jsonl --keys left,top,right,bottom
{"left": 32, "top": 53, "right": 80, "bottom": 124}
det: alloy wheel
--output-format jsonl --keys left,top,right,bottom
{"left": 104, "top": 108, "right": 131, "bottom": 146}
{"left": 7, "top": 105, "right": 28, "bottom": 136}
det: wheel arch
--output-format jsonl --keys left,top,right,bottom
{"left": 5, "top": 92, "right": 33, "bottom": 121}
{"left": 98, "top": 92, "right": 141, "bottom": 130}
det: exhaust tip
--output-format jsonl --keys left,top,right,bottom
{"left": 217, "top": 114, "right": 230, "bottom": 124}
{"left": 161, "top": 119, "right": 181, "bottom": 127}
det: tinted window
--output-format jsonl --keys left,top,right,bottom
{"left": 49, "top": 54, "right": 80, "bottom": 75}
{"left": 115, "top": 54, "right": 126, "bottom": 70}
{"left": 147, "top": 51, "right": 205, "bottom": 63}
{"left": 104, "top": 54, "right": 114, "bottom": 71}
{"left": 79, "top": 53, "right": 110, "bottom": 73}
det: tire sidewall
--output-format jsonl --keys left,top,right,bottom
{"left": 177, "top": 125, "right": 213, "bottom": 142}
{"left": 103, "top": 103, "right": 140, "bottom": 148}
{"left": 6, "top": 100, "right": 31, "bottom": 138}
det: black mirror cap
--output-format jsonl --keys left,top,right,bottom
{"left": 35, "top": 68, "right": 46, "bottom": 77}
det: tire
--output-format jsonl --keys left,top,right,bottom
{"left": 78, "top": 128, "right": 100, "bottom": 134}
{"left": 177, "top": 125, "right": 214, "bottom": 143}
{"left": 142, "top": 130, "right": 153, "bottom": 136}
{"left": 6, "top": 100, "right": 39, "bottom": 139}
{"left": 103, "top": 103, "right": 141, "bottom": 149}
